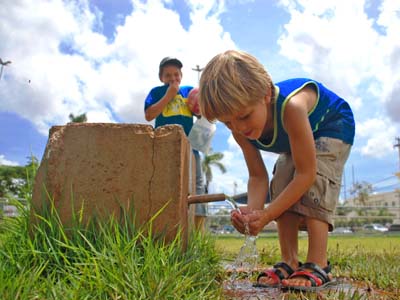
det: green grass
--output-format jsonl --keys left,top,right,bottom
{"left": 215, "top": 233, "right": 400, "bottom": 294}
{"left": 0, "top": 202, "right": 224, "bottom": 299}
{"left": 1, "top": 200, "right": 400, "bottom": 299}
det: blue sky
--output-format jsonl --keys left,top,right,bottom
{"left": 1, "top": 0, "right": 399, "bottom": 199}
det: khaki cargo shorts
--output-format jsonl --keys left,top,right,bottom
{"left": 270, "top": 137, "right": 351, "bottom": 231}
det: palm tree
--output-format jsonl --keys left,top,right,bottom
{"left": 0, "top": 58, "right": 12, "bottom": 80}
{"left": 202, "top": 150, "right": 226, "bottom": 194}
{"left": 350, "top": 181, "right": 372, "bottom": 207}
{"left": 68, "top": 113, "right": 87, "bottom": 123}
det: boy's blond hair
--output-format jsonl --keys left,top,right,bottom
{"left": 199, "top": 50, "right": 274, "bottom": 121}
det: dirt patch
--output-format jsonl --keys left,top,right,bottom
{"left": 222, "top": 277, "right": 397, "bottom": 300}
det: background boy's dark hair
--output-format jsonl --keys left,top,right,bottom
{"left": 159, "top": 57, "right": 183, "bottom": 79}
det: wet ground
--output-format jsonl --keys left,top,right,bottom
{"left": 222, "top": 263, "right": 398, "bottom": 300}
{"left": 222, "top": 277, "right": 398, "bottom": 300}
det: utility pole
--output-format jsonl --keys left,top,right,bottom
{"left": 0, "top": 58, "right": 12, "bottom": 80}
{"left": 393, "top": 137, "right": 400, "bottom": 223}
{"left": 343, "top": 168, "right": 347, "bottom": 202}
{"left": 192, "top": 65, "right": 204, "bottom": 83}
{"left": 395, "top": 137, "right": 400, "bottom": 173}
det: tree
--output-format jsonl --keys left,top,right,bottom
{"left": 201, "top": 150, "right": 226, "bottom": 194}
{"left": 350, "top": 181, "right": 373, "bottom": 206}
{"left": 0, "top": 58, "right": 12, "bottom": 80}
{"left": 0, "top": 165, "right": 25, "bottom": 197}
{"left": 0, "top": 156, "right": 39, "bottom": 199}
{"left": 21, "top": 156, "right": 39, "bottom": 199}
{"left": 69, "top": 113, "right": 87, "bottom": 123}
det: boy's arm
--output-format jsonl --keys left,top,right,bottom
{"left": 263, "top": 86, "right": 317, "bottom": 221}
{"left": 231, "top": 132, "right": 268, "bottom": 234}
{"left": 145, "top": 83, "right": 179, "bottom": 121}
{"left": 233, "top": 132, "right": 269, "bottom": 210}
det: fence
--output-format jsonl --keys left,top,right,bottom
{"left": 2, "top": 198, "right": 399, "bottom": 231}
{"left": 205, "top": 203, "right": 400, "bottom": 233}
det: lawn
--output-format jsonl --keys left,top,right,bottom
{"left": 1, "top": 207, "right": 399, "bottom": 299}
{"left": 0, "top": 208, "right": 224, "bottom": 300}
{"left": 215, "top": 233, "right": 400, "bottom": 296}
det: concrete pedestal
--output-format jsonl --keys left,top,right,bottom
{"left": 31, "top": 123, "right": 194, "bottom": 247}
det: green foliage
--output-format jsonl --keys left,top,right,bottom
{"left": 0, "top": 156, "right": 38, "bottom": 199}
{"left": 68, "top": 113, "right": 87, "bottom": 123}
{"left": 216, "top": 234, "right": 400, "bottom": 296}
{"left": 350, "top": 181, "right": 373, "bottom": 206}
{"left": 330, "top": 237, "right": 400, "bottom": 290}
{"left": 0, "top": 199, "right": 223, "bottom": 299}
{"left": 0, "top": 165, "right": 25, "bottom": 197}
{"left": 202, "top": 150, "right": 226, "bottom": 194}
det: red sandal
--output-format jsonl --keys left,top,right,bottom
{"left": 254, "top": 262, "right": 300, "bottom": 288}
{"left": 282, "top": 262, "right": 335, "bottom": 292}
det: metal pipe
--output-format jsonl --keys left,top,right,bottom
{"left": 187, "top": 193, "right": 226, "bottom": 204}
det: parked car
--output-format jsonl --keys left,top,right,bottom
{"left": 221, "top": 225, "right": 235, "bottom": 234}
{"left": 388, "top": 224, "right": 400, "bottom": 232}
{"left": 363, "top": 223, "right": 388, "bottom": 232}
{"left": 332, "top": 227, "right": 352, "bottom": 234}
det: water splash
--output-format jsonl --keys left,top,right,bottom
{"left": 228, "top": 233, "right": 259, "bottom": 290}
{"left": 225, "top": 196, "right": 241, "bottom": 214}
{"left": 226, "top": 196, "right": 259, "bottom": 290}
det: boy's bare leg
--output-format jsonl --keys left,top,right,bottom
{"left": 258, "top": 211, "right": 300, "bottom": 285}
{"left": 282, "top": 217, "right": 332, "bottom": 287}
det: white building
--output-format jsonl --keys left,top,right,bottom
{"left": 345, "top": 190, "right": 400, "bottom": 222}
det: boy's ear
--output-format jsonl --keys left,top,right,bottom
{"left": 264, "top": 88, "right": 272, "bottom": 104}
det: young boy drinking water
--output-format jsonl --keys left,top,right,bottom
{"left": 198, "top": 50, "right": 355, "bottom": 291}
{"left": 144, "top": 57, "right": 206, "bottom": 231}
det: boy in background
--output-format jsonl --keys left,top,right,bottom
{"left": 144, "top": 57, "right": 206, "bottom": 231}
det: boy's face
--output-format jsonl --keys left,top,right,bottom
{"left": 159, "top": 65, "right": 182, "bottom": 85}
{"left": 218, "top": 96, "right": 270, "bottom": 140}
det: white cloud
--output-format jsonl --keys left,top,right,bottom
{"left": 0, "top": 0, "right": 236, "bottom": 135}
{"left": 0, "top": 155, "right": 19, "bottom": 166}
{"left": 385, "top": 79, "right": 400, "bottom": 123}
{"left": 356, "top": 117, "right": 397, "bottom": 158}
{"left": 277, "top": 0, "right": 400, "bottom": 159}
{"left": 278, "top": 1, "right": 381, "bottom": 100}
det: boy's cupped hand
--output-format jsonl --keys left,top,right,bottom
{"left": 231, "top": 207, "right": 268, "bottom": 236}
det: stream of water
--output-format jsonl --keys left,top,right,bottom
{"left": 224, "top": 198, "right": 259, "bottom": 290}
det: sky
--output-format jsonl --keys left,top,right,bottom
{"left": 1, "top": 0, "right": 400, "bottom": 200}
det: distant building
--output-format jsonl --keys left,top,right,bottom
{"left": 3, "top": 204, "right": 18, "bottom": 217}
{"left": 0, "top": 197, "right": 26, "bottom": 217}
{"left": 345, "top": 190, "right": 400, "bottom": 222}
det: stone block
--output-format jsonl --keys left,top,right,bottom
{"left": 31, "top": 123, "right": 194, "bottom": 246}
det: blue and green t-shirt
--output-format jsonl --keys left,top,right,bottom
{"left": 144, "top": 84, "right": 194, "bottom": 136}
{"left": 250, "top": 78, "right": 355, "bottom": 153}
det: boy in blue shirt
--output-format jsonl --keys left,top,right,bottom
{"left": 199, "top": 50, "right": 355, "bottom": 291}
{"left": 144, "top": 57, "right": 206, "bottom": 231}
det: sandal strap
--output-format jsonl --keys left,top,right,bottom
{"left": 298, "top": 262, "right": 330, "bottom": 284}
{"left": 323, "top": 261, "right": 331, "bottom": 274}
{"left": 273, "top": 262, "right": 295, "bottom": 276}
{"left": 257, "top": 261, "right": 298, "bottom": 284}
{"left": 288, "top": 270, "right": 322, "bottom": 287}
{"left": 257, "top": 269, "right": 281, "bottom": 284}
